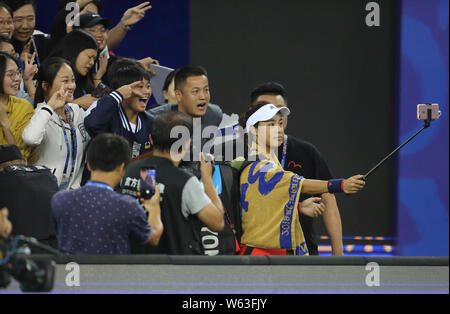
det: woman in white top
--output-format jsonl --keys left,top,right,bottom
{"left": 22, "top": 57, "right": 89, "bottom": 189}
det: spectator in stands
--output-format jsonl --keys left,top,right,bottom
{"left": 50, "top": 0, "right": 102, "bottom": 49}
{"left": 3, "top": 0, "right": 53, "bottom": 66}
{"left": 22, "top": 57, "right": 89, "bottom": 190}
{"left": 52, "top": 1, "right": 153, "bottom": 52}
{"left": 75, "top": 12, "right": 110, "bottom": 61}
{"left": 162, "top": 69, "right": 177, "bottom": 104}
{"left": 84, "top": 59, "right": 153, "bottom": 158}
{"left": 0, "top": 36, "right": 15, "bottom": 56}
{"left": 50, "top": 30, "right": 104, "bottom": 110}
{"left": 149, "top": 65, "right": 223, "bottom": 159}
{"left": 52, "top": 133, "right": 163, "bottom": 255}
{"left": 0, "top": 52, "right": 34, "bottom": 160}
{"left": 0, "top": 207, "right": 11, "bottom": 238}
{"left": 0, "top": 144, "right": 59, "bottom": 247}
{"left": 58, "top": 0, "right": 101, "bottom": 13}
{"left": 249, "top": 81, "right": 343, "bottom": 256}
{"left": 0, "top": 35, "right": 37, "bottom": 102}
{"left": 120, "top": 111, "right": 224, "bottom": 255}
{"left": 72, "top": 12, "right": 159, "bottom": 90}
{"left": 0, "top": 2, "right": 14, "bottom": 39}
{"left": 234, "top": 102, "right": 365, "bottom": 256}
{"left": 149, "top": 65, "right": 222, "bottom": 126}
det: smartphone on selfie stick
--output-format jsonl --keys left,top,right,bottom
{"left": 362, "top": 103, "right": 441, "bottom": 181}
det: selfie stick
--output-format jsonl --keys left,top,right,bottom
{"left": 362, "top": 109, "right": 433, "bottom": 181}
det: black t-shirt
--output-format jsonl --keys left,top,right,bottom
{"left": 120, "top": 156, "right": 204, "bottom": 255}
{"left": 12, "top": 34, "right": 53, "bottom": 66}
{"left": 277, "top": 135, "right": 333, "bottom": 255}
{"left": 0, "top": 165, "right": 59, "bottom": 241}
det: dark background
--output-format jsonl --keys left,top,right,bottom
{"left": 36, "top": 0, "right": 190, "bottom": 68}
{"left": 35, "top": 0, "right": 397, "bottom": 237}
{"left": 190, "top": 0, "right": 396, "bottom": 236}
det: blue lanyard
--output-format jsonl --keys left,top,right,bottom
{"left": 280, "top": 136, "right": 288, "bottom": 169}
{"left": 85, "top": 181, "right": 114, "bottom": 191}
{"left": 60, "top": 105, "right": 77, "bottom": 179}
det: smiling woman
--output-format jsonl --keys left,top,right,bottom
{"left": 0, "top": 3, "right": 14, "bottom": 39}
{"left": 22, "top": 57, "right": 89, "bottom": 190}
{"left": 0, "top": 52, "right": 34, "bottom": 160}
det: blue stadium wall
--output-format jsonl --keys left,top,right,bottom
{"left": 396, "top": 0, "right": 449, "bottom": 256}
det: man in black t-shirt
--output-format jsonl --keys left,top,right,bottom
{"left": 5, "top": 0, "right": 53, "bottom": 65}
{"left": 119, "top": 112, "right": 225, "bottom": 255}
{"left": 249, "top": 82, "right": 343, "bottom": 256}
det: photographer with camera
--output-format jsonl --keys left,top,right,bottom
{"left": 52, "top": 133, "right": 163, "bottom": 255}
{"left": 120, "top": 111, "right": 224, "bottom": 255}
{"left": 0, "top": 208, "right": 12, "bottom": 239}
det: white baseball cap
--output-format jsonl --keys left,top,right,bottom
{"left": 246, "top": 104, "right": 290, "bottom": 132}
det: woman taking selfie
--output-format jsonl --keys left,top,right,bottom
{"left": 22, "top": 57, "right": 89, "bottom": 189}
{"left": 235, "top": 102, "right": 366, "bottom": 256}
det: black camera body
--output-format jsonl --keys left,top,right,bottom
{"left": 0, "top": 237, "right": 56, "bottom": 293}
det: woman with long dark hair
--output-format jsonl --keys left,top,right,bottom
{"left": 0, "top": 52, "right": 34, "bottom": 159}
{"left": 22, "top": 57, "right": 89, "bottom": 189}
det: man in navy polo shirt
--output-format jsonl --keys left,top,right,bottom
{"left": 51, "top": 133, "right": 163, "bottom": 255}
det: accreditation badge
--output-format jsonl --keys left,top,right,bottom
{"left": 132, "top": 141, "right": 142, "bottom": 158}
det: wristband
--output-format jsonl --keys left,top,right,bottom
{"left": 41, "top": 107, "right": 53, "bottom": 116}
{"left": 328, "top": 179, "right": 345, "bottom": 194}
{"left": 297, "top": 202, "right": 302, "bottom": 214}
{"left": 120, "top": 21, "right": 132, "bottom": 31}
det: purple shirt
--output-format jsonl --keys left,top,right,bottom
{"left": 52, "top": 184, "right": 151, "bottom": 254}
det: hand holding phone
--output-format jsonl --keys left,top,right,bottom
{"left": 139, "top": 167, "right": 156, "bottom": 199}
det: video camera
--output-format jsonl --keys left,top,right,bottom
{"left": 0, "top": 236, "right": 58, "bottom": 293}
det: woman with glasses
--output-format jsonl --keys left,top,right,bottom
{"left": 0, "top": 52, "right": 34, "bottom": 160}
{"left": 0, "top": 35, "right": 38, "bottom": 103}
{"left": 50, "top": 30, "right": 101, "bottom": 110}
{"left": 22, "top": 57, "right": 89, "bottom": 190}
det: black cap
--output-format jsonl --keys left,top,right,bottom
{"left": 0, "top": 144, "right": 23, "bottom": 164}
{"left": 76, "top": 13, "right": 110, "bottom": 29}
